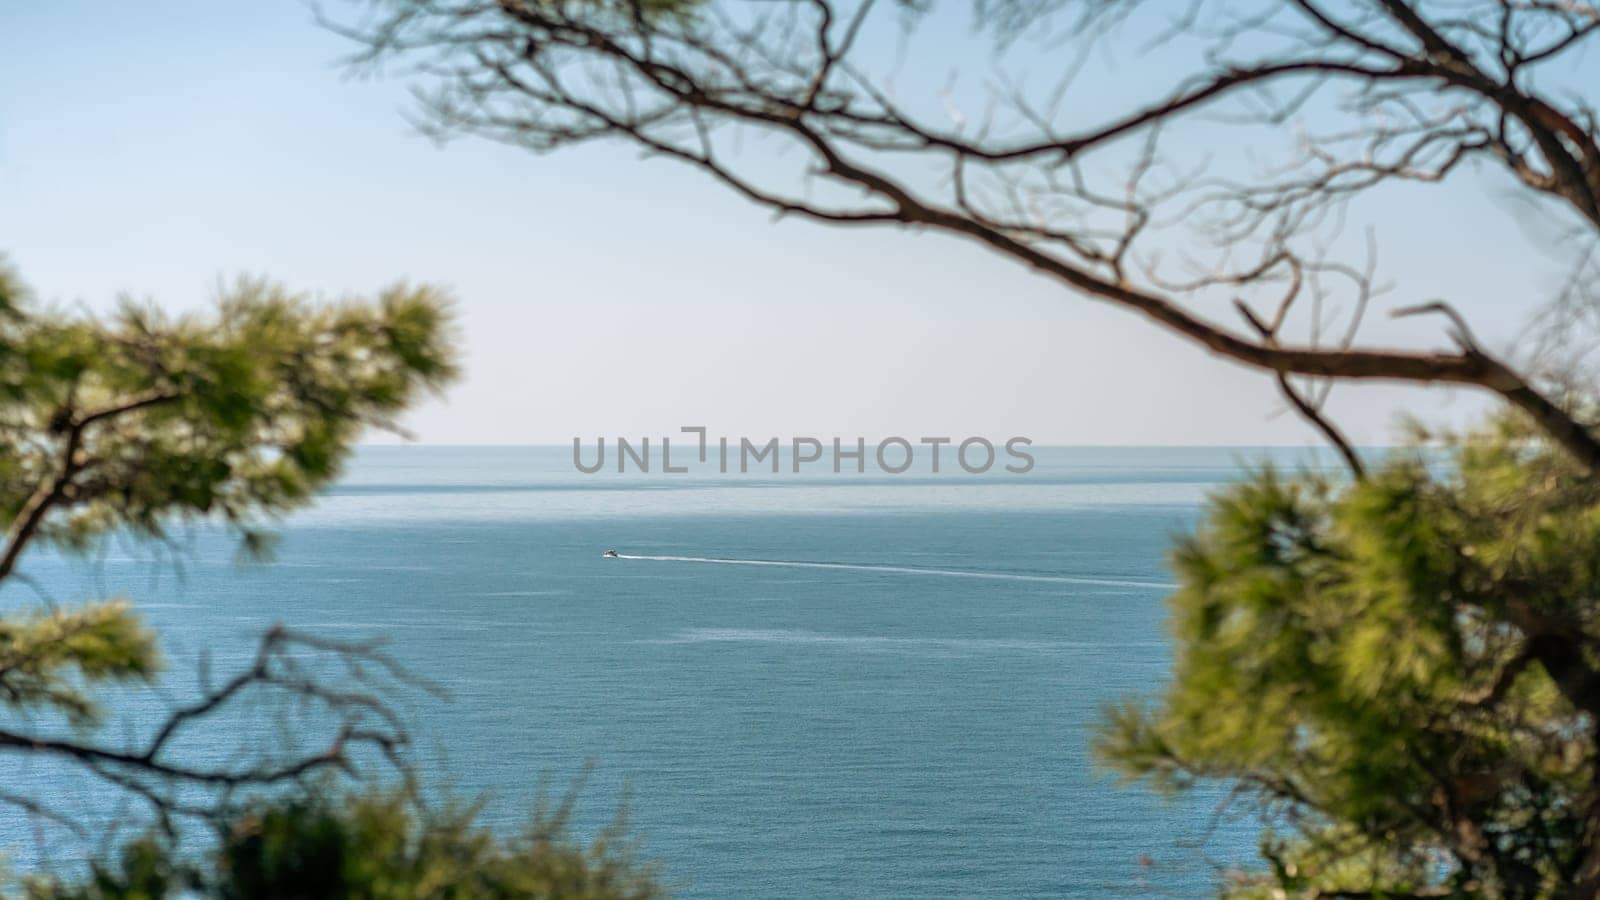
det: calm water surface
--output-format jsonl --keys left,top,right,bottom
{"left": 10, "top": 446, "right": 1346, "bottom": 897}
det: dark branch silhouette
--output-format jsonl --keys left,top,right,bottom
{"left": 335, "top": 0, "right": 1600, "bottom": 474}
{"left": 329, "top": 1, "right": 1600, "bottom": 892}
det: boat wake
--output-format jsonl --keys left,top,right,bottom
{"left": 609, "top": 554, "right": 1174, "bottom": 590}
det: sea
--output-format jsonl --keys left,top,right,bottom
{"left": 5, "top": 446, "right": 1348, "bottom": 897}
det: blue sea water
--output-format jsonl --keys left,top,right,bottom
{"left": 6, "top": 446, "right": 1346, "bottom": 897}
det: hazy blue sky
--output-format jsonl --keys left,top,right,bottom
{"left": 0, "top": 2, "right": 1565, "bottom": 445}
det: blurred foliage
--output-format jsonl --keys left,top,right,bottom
{"left": 0, "top": 258, "right": 670, "bottom": 896}
{"left": 0, "top": 600, "right": 159, "bottom": 727}
{"left": 0, "top": 256, "right": 457, "bottom": 736}
{"left": 1097, "top": 414, "right": 1600, "bottom": 897}
{"left": 0, "top": 260, "right": 457, "bottom": 561}
{"left": 24, "top": 787, "right": 666, "bottom": 900}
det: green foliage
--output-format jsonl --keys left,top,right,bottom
{"left": 0, "top": 261, "right": 458, "bottom": 558}
{"left": 0, "top": 260, "right": 471, "bottom": 883}
{"left": 1097, "top": 415, "right": 1600, "bottom": 897}
{"left": 0, "top": 600, "right": 160, "bottom": 726}
{"left": 25, "top": 788, "right": 667, "bottom": 900}
{"left": 0, "top": 261, "right": 665, "bottom": 898}
{"left": 0, "top": 258, "right": 456, "bottom": 729}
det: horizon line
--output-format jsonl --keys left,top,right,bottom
{"left": 355, "top": 442, "right": 1403, "bottom": 450}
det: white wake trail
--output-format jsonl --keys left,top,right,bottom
{"left": 611, "top": 555, "right": 1174, "bottom": 590}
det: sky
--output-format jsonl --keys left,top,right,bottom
{"left": 0, "top": 1, "right": 1569, "bottom": 446}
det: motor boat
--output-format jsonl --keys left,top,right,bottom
{"left": 603, "top": 549, "right": 620, "bottom": 558}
